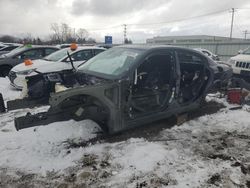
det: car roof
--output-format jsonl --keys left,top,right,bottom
{"left": 45, "top": 46, "right": 106, "bottom": 62}
{"left": 23, "top": 45, "right": 59, "bottom": 49}
{"left": 116, "top": 44, "right": 203, "bottom": 53}
{"left": 66, "top": 46, "right": 106, "bottom": 52}
{"left": 3, "top": 45, "right": 59, "bottom": 57}
{"left": 77, "top": 46, "right": 105, "bottom": 49}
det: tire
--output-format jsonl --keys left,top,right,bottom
{"left": 0, "top": 66, "right": 12, "bottom": 77}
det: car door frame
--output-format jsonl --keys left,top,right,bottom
{"left": 122, "top": 48, "right": 178, "bottom": 124}
{"left": 174, "top": 48, "right": 215, "bottom": 105}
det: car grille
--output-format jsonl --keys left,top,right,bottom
{"left": 235, "top": 61, "right": 250, "bottom": 69}
{"left": 8, "top": 71, "right": 17, "bottom": 84}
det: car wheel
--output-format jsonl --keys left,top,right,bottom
{"left": 0, "top": 66, "right": 12, "bottom": 77}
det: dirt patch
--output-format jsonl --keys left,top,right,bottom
{"left": 207, "top": 173, "right": 222, "bottom": 186}
{"left": 246, "top": 180, "right": 250, "bottom": 188}
{"left": 208, "top": 153, "right": 235, "bottom": 161}
{"left": 132, "top": 173, "right": 177, "bottom": 188}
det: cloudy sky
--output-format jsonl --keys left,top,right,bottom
{"left": 0, "top": 0, "right": 250, "bottom": 43}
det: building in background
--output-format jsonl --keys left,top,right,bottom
{"left": 146, "top": 35, "right": 250, "bottom": 61}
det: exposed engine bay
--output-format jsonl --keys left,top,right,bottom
{"left": 26, "top": 70, "right": 109, "bottom": 100}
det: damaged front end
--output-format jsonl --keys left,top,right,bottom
{"left": 14, "top": 81, "right": 121, "bottom": 133}
{"left": 7, "top": 69, "right": 122, "bottom": 133}
{"left": 7, "top": 70, "right": 76, "bottom": 110}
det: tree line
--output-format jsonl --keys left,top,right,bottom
{"left": 0, "top": 23, "right": 96, "bottom": 45}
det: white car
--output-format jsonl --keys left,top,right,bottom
{"left": 9, "top": 46, "right": 105, "bottom": 89}
{"left": 194, "top": 48, "right": 222, "bottom": 63}
{"left": 227, "top": 47, "right": 250, "bottom": 78}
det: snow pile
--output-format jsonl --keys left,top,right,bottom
{"left": 0, "top": 77, "right": 20, "bottom": 101}
{"left": 0, "top": 119, "right": 100, "bottom": 174}
{"left": 0, "top": 77, "right": 250, "bottom": 187}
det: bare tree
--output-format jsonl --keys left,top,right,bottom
{"left": 124, "top": 38, "right": 133, "bottom": 44}
{"left": 50, "top": 23, "right": 61, "bottom": 43}
{"left": 23, "top": 33, "right": 33, "bottom": 44}
{"left": 77, "top": 28, "right": 89, "bottom": 43}
{"left": 61, "top": 23, "right": 71, "bottom": 42}
{"left": 50, "top": 23, "right": 90, "bottom": 44}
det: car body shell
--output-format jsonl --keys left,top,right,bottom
{"left": 12, "top": 45, "right": 233, "bottom": 133}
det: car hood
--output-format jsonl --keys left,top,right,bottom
{"left": 231, "top": 54, "right": 250, "bottom": 62}
{"left": 12, "top": 59, "right": 74, "bottom": 73}
{"left": 36, "top": 60, "right": 86, "bottom": 73}
{"left": 12, "top": 59, "right": 55, "bottom": 72}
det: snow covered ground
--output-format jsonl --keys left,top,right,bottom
{"left": 0, "top": 77, "right": 250, "bottom": 188}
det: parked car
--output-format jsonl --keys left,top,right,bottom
{"left": 227, "top": 47, "right": 250, "bottom": 80}
{"left": 0, "top": 44, "right": 22, "bottom": 56}
{"left": 0, "top": 45, "right": 59, "bottom": 77}
{"left": 9, "top": 46, "right": 105, "bottom": 89}
{"left": 194, "top": 48, "right": 222, "bottom": 62}
{"left": 6, "top": 45, "right": 232, "bottom": 133}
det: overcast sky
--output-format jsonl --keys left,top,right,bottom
{"left": 0, "top": 0, "right": 250, "bottom": 43}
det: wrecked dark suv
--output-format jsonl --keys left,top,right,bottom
{"left": 12, "top": 45, "right": 232, "bottom": 133}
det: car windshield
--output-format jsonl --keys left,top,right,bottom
{"left": 3, "top": 46, "right": 25, "bottom": 57}
{"left": 43, "top": 48, "right": 72, "bottom": 62}
{"left": 78, "top": 48, "right": 143, "bottom": 77}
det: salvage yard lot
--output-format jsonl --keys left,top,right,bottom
{"left": 0, "top": 77, "right": 250, "bottom": 187}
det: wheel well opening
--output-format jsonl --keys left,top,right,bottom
{"left": 58, "top": 94, "right": 111, "bottom": 132}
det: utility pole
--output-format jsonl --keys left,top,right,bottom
{"left": 243, "top": 30, "right": 250, "bottom": 40}
{"left": 123, "top": 24, "right": 127, "bottom": 44}
{"left": 229, "top": 8, "right": 235, "bottom": 39}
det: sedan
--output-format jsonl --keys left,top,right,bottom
{"left": 0, "top": 45, "right": 59, "bottom": 77}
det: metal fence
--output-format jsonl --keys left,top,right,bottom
{"left": 169, "top": 41, "right": 250, "bottom": 61}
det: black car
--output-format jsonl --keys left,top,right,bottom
{"left": 6, "top": 45, "right": 232, "bottom": 133}
{"left": 0, "top": 45, "right": 59, "bottom": 77}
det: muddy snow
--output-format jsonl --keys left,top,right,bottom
{"left": 0, "top": 77, "right": 250, "bottom": 188}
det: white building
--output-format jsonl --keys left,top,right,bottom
{"left": 146, "top": 35, "right": 245, "bottom": 44}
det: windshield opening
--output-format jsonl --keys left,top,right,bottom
{"left": 78, "top": 48, "right": 143, "bottom": 77}
{"left": 43, "top": 48, "right": 72, "bottom": 62}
